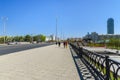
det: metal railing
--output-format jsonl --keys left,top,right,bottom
{"left": 70, "top": 43, "right": 120, "bottom": 80}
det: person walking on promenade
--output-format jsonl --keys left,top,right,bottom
{"left": 63, "top": 41, "right": 65, "bottom": 48}
{"left": 58, "top": 42, "right": 61, "bottom": 47}
{"left": 66, "top": 41, "right": 68, "bottom": 48}
{"left": 56, "top": 42, "right": 57, "bottom": 45}
{"left": 64, "top": 41, "right": 68, "bottom": 48}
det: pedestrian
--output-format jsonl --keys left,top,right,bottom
{"left": 58, "top": 42, "right": 61, "bottom": 47}
{"left": 63, "top": 41, "right": 65, "bottom": 48}
{"left": 65, "top": 41, "right": 68, "bottom": 48}
{"left": 56, "top": 42, "right": 57, "bottom": 45}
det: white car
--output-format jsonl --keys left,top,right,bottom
{"left": 7, "top": 42, "right": 17, "bottom": 45}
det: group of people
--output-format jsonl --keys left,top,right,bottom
{"left": 56, "top": 41, "right": 68, "bottom": 48}
{"left": 63, "top": 41, "right": 68, "bottom": 48}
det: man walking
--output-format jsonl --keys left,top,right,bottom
{"left": 63, "top": 41, "right": 65, "bottom": 48}
{"left": 58, "top": 42, "right": 61, "bottom": 47}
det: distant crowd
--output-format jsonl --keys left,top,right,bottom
{"left": 56, "top": 41, "right": 68, "bottom": 48}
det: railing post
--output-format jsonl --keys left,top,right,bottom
{"left": 105, "top": 56, "right": 110, "bottom": 80}
{"left": 79, "top": 47, "right": 83, "bottom": 58}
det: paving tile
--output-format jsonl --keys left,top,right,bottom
{"left": 0, "top": 45, "right": 80, "bottom": 80}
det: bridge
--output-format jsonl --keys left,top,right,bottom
{"left": 0, "top": 43, "right": 119, "bottom": 80}
{"left": 70, "top": 42, "right": 120, "bottom": 80}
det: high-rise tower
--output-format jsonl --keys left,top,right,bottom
{"left": 107, "top": 18, "right": 114, "bottom": 34}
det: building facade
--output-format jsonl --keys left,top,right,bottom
{"left": 107, "top": 18, "right": 114, "bottom": 34}
{"left": 45, "top": 35, "right": 55, "bottom": 41}
{"left": 83, "top": 32, "right": 120, "bottom": 43}
{"left": 83, "top": 32, "right": 99, "bottom": 43}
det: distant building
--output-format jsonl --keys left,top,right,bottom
{"left": 83, "top": 32, "right": 120, "bottom": 43}
{"left": 91, "top": 32, "right": 99, "bottom": 42}
{"left": 67, "top": 38, "right": 82, "bottom": 42}
{"left": 83, "top": 32, "right": 99, "bottom": 43}
{"left": 46, "top": 36, "right": 51, "bottom": 41}
{"left": 45, "top": 35, "right": 55, "bottom": 41}
{"left": 50, "top": 35, "right": 55, "bottom": 41}
{"left": 107, "top": 18, "right": 114, "bottom": 34}
{"left": 99, "top": 34, "right": 120, "bottom": 39}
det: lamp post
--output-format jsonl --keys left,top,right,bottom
{"left": 56, "top": 17, "right": 58, "bottom": 42}
{"left": 118, "top": 35, "right": 119, "bottom": 50}
{"left": 1, "top": 17, "right": 8, "bottom": 44}
{"left": 31, "top": 34, "right": 33, "bottom": 44}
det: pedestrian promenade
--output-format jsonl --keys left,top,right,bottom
{"left": 0, "top": 44, "right": 80, "bottom": 80}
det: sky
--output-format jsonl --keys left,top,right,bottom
{"left": 0, "top": 0, "right": 120, "bottom": 38}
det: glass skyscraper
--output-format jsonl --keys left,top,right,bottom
{"left": 107, "top": 18, "right": 114, "bottom": 34}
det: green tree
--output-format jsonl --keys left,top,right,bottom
{"left": 107, "top": 38, "right": 120, "bottom": 49}
{"left": 33, "top": 34, "right": 46, "bottom": 42}
{"left": 19, "top": 36, "right": 24, "bottom": 42}
{"left": 6, "top": 36, "right": 13, "bottom": 42}
{"left": 0, "top": 37, "right": 4, "bottom": 44}
{"left": 24, "top": 35, "right": 31, "bottom": 42}
{"left": 33, "top": 35, "right": 39, "bottom": 41}
{"left": 40, "top": 34, "right": 46, "bottom": 42}
{"left": 13, "top": 36, "right": 20, "bottom": 42}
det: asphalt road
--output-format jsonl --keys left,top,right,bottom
{"left": 0, "top": 43, "right": 53, "bottom": 55}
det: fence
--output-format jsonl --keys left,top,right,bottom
{"left": 70, "top": 43, "right": 120, "bottom": 80}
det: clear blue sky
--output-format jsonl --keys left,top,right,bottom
{"left": 0, "top": 0, "right": 120, "bottom": 38}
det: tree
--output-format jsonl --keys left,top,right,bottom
{"left": 107, "top": 38, "right": 120, "bottom": 49}
{"left": 33, "top": 34, "right": 46, "bottom": 42}
{"left": 6, "top": 36, "right": 13, "bottom": 42}
{"left": 19, "top": 36, "right": 24, "bottom": 42}
{"left": 24, "top": 35, "right": 31, "bottom": 42}
{"left": 13, "top": 36, "right": 20, "bottom": 42}
{"left": 40, "top": 34, "right": 46, "bottom": 42}
{"left": 0, "top": 34, "right": 46, "bottom": 44}
{"left": 33, "top": 35, "right": 38, "bottom": 41}
{"left": 0, "top": 37, "right": 4, "bottom": 43}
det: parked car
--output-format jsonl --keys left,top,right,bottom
{"left": 7, "top": 42, "right": 17, "bottom": 45}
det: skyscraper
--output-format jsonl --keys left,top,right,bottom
{"left": 107, "top": 18, "right": 114, "bottom": 34}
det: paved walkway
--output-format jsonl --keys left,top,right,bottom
{"left": 0, "top": 45, "right": 80, "bottom": 80}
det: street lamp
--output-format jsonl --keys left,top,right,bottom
{"left": 56, "top": 17, "right": 58, "bottom": 42}
{"left": 1, "top": 17, "right": 8, "bottom": 44}
{"left": 31, "top": 34, "right": 33, "bottom": 44}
